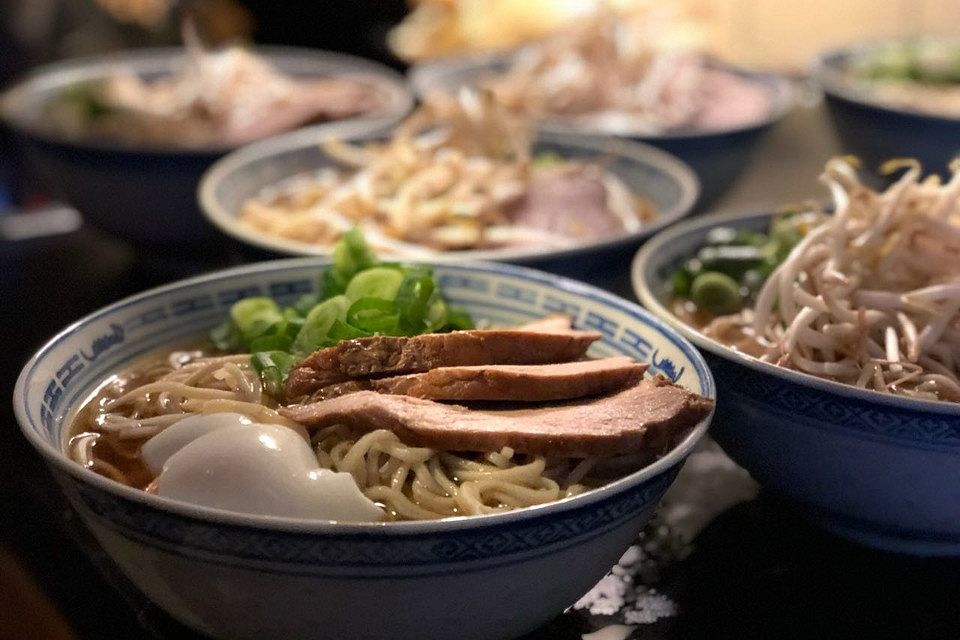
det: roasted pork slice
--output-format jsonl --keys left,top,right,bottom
{"left": 285, "top": 328, "right": 602, "bottom": 399}
{"left": 369, "top": 357, "right": 646, "bottom": 402}
{"left": 506, "top": 166, "right": 625, "bottom": 241}
{"left": 281, "top": 376, "right": 714, "bottom": 457}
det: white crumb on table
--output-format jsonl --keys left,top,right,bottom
{"left": 572, "top": 440, "right": 758, "bottom": 627}
{"left": 623, "top": 589, "right": 678, "bottom": 624}
{"left": 573, "top": 574, "right": 628, "bottom": 615}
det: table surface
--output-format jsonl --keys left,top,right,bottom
{"left": 2, "top": 102, "right": 959, "bottom": 640}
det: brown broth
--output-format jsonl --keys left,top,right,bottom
{"left": 67, "top": 342, "right": 212, "bottom": 490}
{"left": 671, "top": 297, "right": 767, "bottom": 358}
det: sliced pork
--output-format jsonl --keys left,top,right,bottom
{"left": 506, "top": 166, "right": 626, "bottom": 242}
{"left": 369, "top": 356, "right": 646, "bottom": 402}
{"left": 280, "top": 376, "right": 713, "bottom": 458}
{"left": 285, "top": 328, "right": 601, "bottom": 399}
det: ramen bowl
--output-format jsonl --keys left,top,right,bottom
{"left": 0, "top": 47, "right": 413, "bottom": 247}
{"left": 815, "top": 40, "right": 960, "bottom": 175}
{"left": 633, "top": 209, "right": 960, "bottom": 556}
{"left": 199, "top": 126, "right": 698, "bottom": 294}
{"left": 409, "top": 53, "right": 794, "bottom": 209}
{"left": 14, "top": 260, "right": 714, "bottom": 640}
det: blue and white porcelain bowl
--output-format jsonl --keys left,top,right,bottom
{"left": 198, "top": 126, "right": 699, "bottom": 284}
{"left": 633, "top": 210, "right": 960, "bottom": 556}
{"left": 14, "top": 260, "right": 714, "bottom": 640}
{"left": 815, "top": 39, "right": 960, "bottom": 176}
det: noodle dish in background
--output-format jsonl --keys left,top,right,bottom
{"left": 199, "top": 90, "right": 699, "bottom": 288}
{"left": 408, "top": 10, "right": 795, "bottom": 207}
{"left": 0, "top": 30, "right": 414, "bottom": 246}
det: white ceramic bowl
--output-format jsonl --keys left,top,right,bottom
{"left": 14, "top": 259, "right": 714, "bottom": 640}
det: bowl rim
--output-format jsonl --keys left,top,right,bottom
{"left": 407, "top": 51, "right": 798, "bottom": 140}
{"left": 14, "top": 257, "right": 715, "bottom": 535}
{"left": 0, "top": 45, "right": 415, "bottom": 156}
{"left": 197, "top": 127, "right": 700, "bottom": 262}
{"left": 813, "top": 36, "right": 960, "bottom": 124}
{"left": 632, "top": 206, "right": 960, "bottom": 417}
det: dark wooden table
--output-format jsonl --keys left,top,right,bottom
{"left": 2, "top": 104, "right": 959, "bottom": 640}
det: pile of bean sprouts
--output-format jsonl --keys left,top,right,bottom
{"left": 703, "top": 157, "right": 960, "bottom": 402}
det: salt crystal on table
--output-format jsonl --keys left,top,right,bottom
{"left": 572, "top": 574, "right": 627, "bottom": 615}
{"left": 623, "top": 589, "right": 677, "bottom": 625}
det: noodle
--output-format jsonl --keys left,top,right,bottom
{"left": 69, "top": 346, "right": 606, "bottom": 520}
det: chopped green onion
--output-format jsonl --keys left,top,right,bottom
{"left": 230, "top": 298, "right": 284, "bottom": 344}
{"left": 290, "top": 293, "right": 321, "bottom": 317}
{"left": 328, "top": 319, "right": 372, "bottom": 341}
{"left": 291, "top": 295, "right": 349, "bottom": 354}
{"left": 345, "top": 267, "right": 405, "bottom": 302}
{"left": 444, "top": 306, "right": 474, "bottom": 330}
{"left": 670, "top": 269, "right": 693, "bottom": 297}
{"left": 250, "top": 351, "right": 297, "bottom": 398}
{"left": 347, "top": 297, "right": 401, "bottom": 334}
{"left": 690, "top": 271, "right": 743, "bottom": 315}
{"left": 533, "top": 151, "right": 563, "bottom": 167}
{"left": 395, "top": 272, "right": 436, "bottom": 334}
{"left": 209, "top": 229, "right": 473, "bottom": 397}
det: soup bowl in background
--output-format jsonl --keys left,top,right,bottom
{"left": 408, "top": 53, "right": 794, "bottom": 209}
{"left": 0, "top": 47, "right": 414, "bottom": 247}
{"left": 14, "top": 259, "right": 714, "bottom": 640}
{"left": 199, "top": 125, "right": 699, "bottom": 296}
{"left": 815, "top": 39, "right": 960, "bottom": 176}
{"left": 632, "top": 209, "right": 960, "bottom": 556}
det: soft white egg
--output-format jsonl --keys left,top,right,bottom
{"left": 154, "top": 422, "right": 384, "bottom": 522}
{"left": 141, "top": 412, "right": 251, "bottom": 475}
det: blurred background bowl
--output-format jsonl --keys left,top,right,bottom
{"left": 199, "top": 124, "right": 699, "bottom": 295}
{"left": 409, "top": 53, "right": 795, "bottom": 209}
{"left": 815, "top": 39, "right": 960, "bottom": 175}
{"left": 14, "top": 258, "right": 714, "bottom": 640}
{"left": 633, "top": 209, "right": 960, "bottom": 556}
{"left": 0, "top": 47, "right": 414, "bottom": 248}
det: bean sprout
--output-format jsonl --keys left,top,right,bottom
{"left": 703, "top": 157, "right": 960, "bottom": 401}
